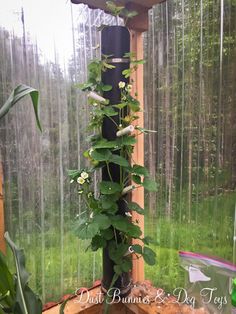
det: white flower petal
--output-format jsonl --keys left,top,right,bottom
{"left": 81, "top": 172, "right": 89, "bottom": 179}
{"left": 118, "top": 81, "right": 126, "bottom": 89}
{"left": 77, "top": 177, "right": 85, "bottom": 185}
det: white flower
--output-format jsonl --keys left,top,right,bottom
{"left": 90, "top": 212, "right": 94, "bottom": 219}
{"left": 89, "top": 148, "right": 94, "bottom": 156}
{"left": 125, "top": 212, "right": 132, "bottom": 217}
{"left": 78, "top": 190, "right": 83, "bottom": 194}
{"left": 81, "top": 171, "right": 89, "bottom": 179}
{"left": 126, "top": 84, "right": 132, "bottom": 92}
{"left": 77, "top": 177, "right": 85, "bottom": 185}
{"left": 93, "top": 102, "right": 98, "bottom": 107}
{"left": 118, "top": 81, "right": 126, "bottom": 89}
{"left": 70, "top": 179, "right": 74, "bottom": 184}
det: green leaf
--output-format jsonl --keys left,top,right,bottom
{"left": 112, "top": 103, "right": 127, "bottom": 110}
{"left": 68, "top": 169, "right": 80, "bottom": 181}
{"left": 102, "top": 61, "right": 116, "bottom": 70}
{"left": 128, "top": 202, "right": 144, "bottom": 215}
{"left": 121, "top": 258, "right": 132, "bottom": 272}
{"left": 94, "top": 214, "right": 111, "bottom": 230}
{"left": 101, "top": 228, "right": 114, "bottom": 241}
{"left": 111, "top": 215, "right": 129, "bottom": 233}
{"left": 103, "top": 107, "right": 118, "bottom": 117}
{"left": 90, "top": 149, "right": 112, "bottom": 161}
{"left": 106, "top": 1, "right": 124, "bottom": 16}
{"left": 131, "top": 165, "right": 149, "bottom": 176}
{"left": 111, "top": 216, "right": 142, "bottom": 238}
{"left": 122, "top": 69, "right": 131, "bottom": 78}
{"left": 76, "top": 82, "right": 94, "bottom": 91}
{"left": 4, "top": 232, "right": 42, "bottom": 314}
{"left": 100, "top": 181, "right": 122, "bottom": 195}
{"left": 93, "top": 139, "right": 117, "bottom": 149}
{"left": 109, "top": 154, "right": 129, "bottom": 167}
{"left": 93, "top": 108, "right": 105, "bottom": 117}
{"left": 0, "top": 84, "right": 42, "bottom": 131}
{"left": 142, "top": 178, "right": 158, "bottom": 192}
{"left": 91, "top": 235, "right": 107, "bottom": 251}
{"left": 123, "top": 52, "right": 136, "bottom": 59}
{"left": 142, "top": 236, "right": 156, "bottom": 245}
{"left": 128, "top": 99, "right": 140, "bottom": 112}
{"left": 114, "top": 265, "right": 123, "bottom": 275}
{"left": 102, "top": 85, "right": 112, "bottom": 91}
{"left": 76, "top": 222, "right": 99, "bottom": 239}
{"left": 132, "top": 244, "right": 143, "bottom": 255}
{"left": 125, "top": 11, "right": 138, "bottom": 18}
{"left": 143, "top": 247, "right": 156, "bottom": 266}
{"left": 132, "top": 175, "right": 142, "bottom": 184}
{"left": 59, "top": 296, "right": 72, "bottom": 314}
{"left": 100, "top": 194, "right": 118, "bottom": 210}
{"left": 132, "top": 59, "right": 146, "bottom": 65}
{"left": 0, "top": 251, "right": 15, "bottom": 309}
{"left": 109, "top": 242, "right": 129, "bottom": 264}
{"left": 116, "top": 136, "right": 136, "bottom": 146}
{"left": 127, "top": 224, "right": 142, "bottom": 238}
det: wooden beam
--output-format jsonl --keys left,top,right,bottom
{"left": 71, "top": 0, "right": 165, "bottom": 9}
{"left": 130, "top": 30, "right": 144, "bottom": 283}
{"left": 0, "top": 163, "right": 6, "bottom": 254}
{"left": 70, "top": 0, "right": 166, "bottom": 31}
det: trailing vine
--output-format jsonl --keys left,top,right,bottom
{"left": 69, "top": 50, "right": 157, "bottom": 293}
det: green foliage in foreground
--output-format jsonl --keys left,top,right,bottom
{"left": 0, "top": 84, "right": 41, "bottom": 131}
{"left": 0, "top": 233, "right": 42, "bottom": 314}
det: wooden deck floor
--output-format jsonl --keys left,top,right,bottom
{"left": 43, "top": 285, "right": 208, "bottom": 314}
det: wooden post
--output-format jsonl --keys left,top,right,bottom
{"left": 0, "top": 163, "right": 6, "bottom": 254}
{"left": 130, "top": 30, "right": 145, "bottom": 282}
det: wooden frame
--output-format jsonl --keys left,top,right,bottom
{"left": 130, "top": 30, "right": 144, "bottom": 282}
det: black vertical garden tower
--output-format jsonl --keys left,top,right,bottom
{"left": 101, "top": 26, "right": 132, "bottom": 295}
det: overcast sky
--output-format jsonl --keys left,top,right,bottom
{"left": 0, "top": 0, "right": 74, "bottom": 65}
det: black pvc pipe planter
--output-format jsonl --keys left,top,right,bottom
{"left": 101, "top": 26, "right": 132, "bottom": 296}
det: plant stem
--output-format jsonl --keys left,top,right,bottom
{"left": 113, "top": 227, "right": 118, "bottom": 246}
{"left": 106, "top": 115, "right": 118, "bottom": 127}
{"left": 106, "top": 162, "right": 113, "bottom": 182}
